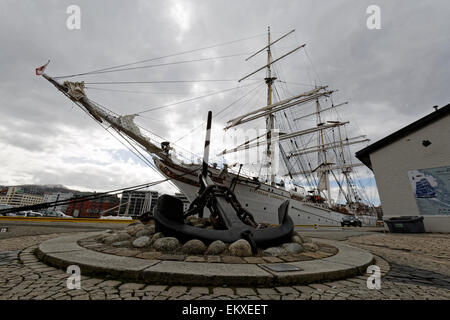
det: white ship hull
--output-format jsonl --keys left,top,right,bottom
{"left": 154, "top": 158, "right": 377, "bottom": 227}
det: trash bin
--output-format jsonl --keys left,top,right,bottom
{"left": 384, "top": 216, "right": 425, "bottom": 233}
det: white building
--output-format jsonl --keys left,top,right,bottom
{"left": 0, "top": 187, "right": 45, "bottom": 207}
{"left": 120, "top": 190, "right": 159, "bottom": 217}
{"left": 43, "top": 192, "right": 73, "bottom": 213}
{"left": 139, "top": 191, "right": 159, "bottom": 215}
{"left": 356, "top": 104, "right": 450, "bottom": 233}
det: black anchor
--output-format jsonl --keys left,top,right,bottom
{"left": 152, "top": 111, "right": 294, "bottom": 252}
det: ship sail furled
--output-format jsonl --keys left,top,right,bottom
{"left": 224, "top": 87, "right": 332, "bottom": 130}
{"left": 317, "top": 170, "right": 328, "bottom": 191}
{"left": 288, "top": 163, "right": 366, "bottom": 176}
{"left": 287, "top": 136, "right": 370, "bottom": 158}
{"left": 117, "top": 115, "right": 142, "bottom": 138}
{"left": 41, "top": 74, "right": 163, "bottom": 156}
{"left": 218, "top": 121, "right": 349, "bottom": 156}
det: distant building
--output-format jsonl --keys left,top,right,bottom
{"left": 0, "top": 186, "right": 45, "bottom": 207}
{"left": 356, "top": 104, "right": 450, "bottom": 233}
{"left": 66, "top": 194, "right": 120, "bottom": 218}
{"left": 148, "top": 191, "right": 159, "bottom": 214}
{"left": 43, "top": 192, "right": 73, "bottom": 213}
{"left": 0, "top": 186, "right": 9, "bottom": 205}
{"left": 0, "top": 185, "right": 81, "bottom": 210}
{"left": 0, "top": 186, "right": 7, "bottom": 196}
{"left": 119, "top": 190, "right": 159, "bottom": 217}
{"left": 175, "top": 192, "right": 190, "bottom": 212}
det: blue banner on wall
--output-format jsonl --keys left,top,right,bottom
{"left": 408, "top": 166, "right": 450, "bottom": 215}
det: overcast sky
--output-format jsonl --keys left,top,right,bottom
{"left": 0, "top": 0, "right": 448, "bottom": 202}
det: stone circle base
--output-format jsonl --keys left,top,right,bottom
{"left": 36, "top": 232, "right": 374, "bottom": 287}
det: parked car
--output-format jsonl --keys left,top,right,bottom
{"left": 0, "top": 204, "right": 13, "bottom": 216}
{"left": 25, "top": 211, "right": 44, "bottom": 217}
{"left": 341, "top": 216, "right": 362, "bottom": 227}
{"left": 10, "top": 210, "right": 43, "bottom": 217}
{"left": 44, "top": 210, "right": 71, "bottom": 218}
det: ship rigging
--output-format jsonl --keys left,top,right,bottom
{"left": 36, "top": 27, "right": 379, "bottom": 226}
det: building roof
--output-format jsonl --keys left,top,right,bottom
{"left": 355, "top": 103, "right": 450, "bottom": 170}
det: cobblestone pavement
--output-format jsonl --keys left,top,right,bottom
{"left": 345, "top": 233, "right": 450, "bottom": 276}
{"left": 0, "top": 220, "right": 124, "bottom": 240}
{"left": 0, "top": 233, "right": 76, "bottom": 251}
{"left": 0, "top": 233, "right": 449, "bottom": 300}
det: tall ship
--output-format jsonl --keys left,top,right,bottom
{"left": 37, "top": 28, "right": 378, "bottom": 227}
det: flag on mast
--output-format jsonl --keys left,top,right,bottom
{"left": 35, "top": 60, "right": 50, "bottom": 75}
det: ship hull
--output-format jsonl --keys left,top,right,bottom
{"left": 154, "top": 157, "right": 377, "bottom": 227}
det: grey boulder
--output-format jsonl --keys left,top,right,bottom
{"left": 133, "top": 236, "right": 151, "bottom": 248}
{"left": 149, "top": 232, "right": 164, "bottom": 246}
{"left": 103, "top": 232, "right": 132, "bottom": 244}
{"left": 135, "top": 228, "right": 154, "bottom": 238}
{"left": 282, "top": 242, "right": 304, "bottom": 254}
{"left": 126, "top": 223, "right": 145, "bottom": 236}
{"left": 152, "top": 237, "right": 180, "bottom": 252}
{"left": 291, "top": 235, "right": 304, "bottom": 244}
{"left": 263, "top": 247, "right": 288, "bottom": 256}
{"left": 181, "top": 239, "right": 207, "bottom": 255}
{"left": 303, "top": 242, "right": 319, "bottom": 252}
{"left": 229, "top": 239, "right": 252, "bottom": 257}
{"left": 205, "top": 240, "right": 227, "bottom": 255}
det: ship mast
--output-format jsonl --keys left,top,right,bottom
{"left": 337, "top": 124, "right": 353, "bottom": 208}
{"left": 223, "top": 28, "right": 370, "bottom": 210}
{"left": 265, "top": 26, "right": 277, "bottom": 186}
{"left": 316, "top": 98, "right": 332, "bottom": 206}
{"left": 233, "top": 27, "right": 304, "bottom": 185}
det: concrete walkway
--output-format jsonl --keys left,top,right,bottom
{"left": 36, "top": 232, "right": 374, "bottom": 287}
